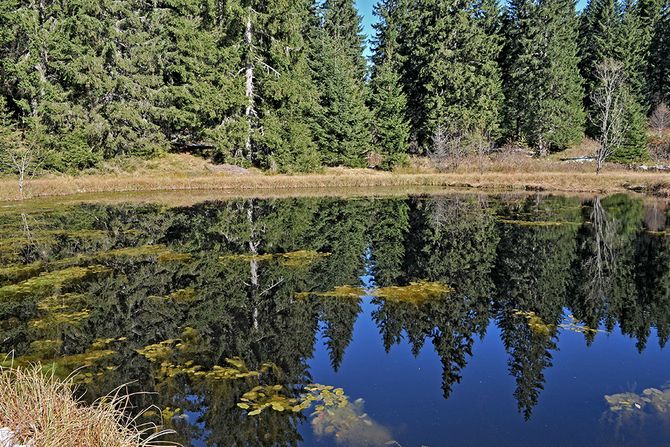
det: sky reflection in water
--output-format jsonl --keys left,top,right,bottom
{"left": 0, "top": 193, "right": 668, "bottom": 446}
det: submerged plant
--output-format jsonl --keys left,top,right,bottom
{"left": 605, "top": 386, "right": 670, "bottom": 414}
{"left": 514, "top": 311, "right": 602, "bottom": 337}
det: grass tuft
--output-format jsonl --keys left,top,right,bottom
{"left": 0, "top": 364, "right": 175, "bottom": 447}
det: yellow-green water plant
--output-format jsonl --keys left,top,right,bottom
{"left": 514, "top": 310, "right": 604, "bottom": 338}
{"left": 296, "top": 285, "right": 365, "bottom": 300}
{"left": 372, "top": 281, "right": 451, "bottom": 305}
{"left": 513, "top": 310, "right": 556, "bottom": 337}
{"left": 0, "top": 265, "right": 109, "bottom": 301}
{"left": 220, "top": 250, "right": 330, "bottom": 268}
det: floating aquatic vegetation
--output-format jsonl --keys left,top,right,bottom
{"left": 239, "top": 383, "right": 398, "bottom": 446}
{"left": 95, "top": 245, "right": 190, "bottom": 263}
{"left": 205, "top": 358, "right": 276, "bottom": 381}
{"left": 29, "top": 339, "right": 63, "bottom": 357}
{"left": 513, "top": 310, "right": 555, "bottom": 337}
{"left": 0, "top": 261, "right": 44, "bottom": 284}
{"left": 372, "top": 281, "right": 450, "bottom": 304}
{"left": 605, "top": 386, "right": 670, "bottom": 414}
{"left": 30, "top": 309, "right": 91, "bottom": 330}
{"left": 279, "top": 250, "right": 331, "bottom": 268}
{"left": 37, "top": 293, "right": 89, "bottom": 313}
{"left": 136, "top": 339, "right": 177, "bottom": 364}
{"left": 0, "top": 266, "right": 109, "bottom": 301}
{"left": 138, "top": 337, "right": 277, "bottom": 383}
{"left": 296, "top": 285, "right": 365, "bottom": 300}
{"left": 498, "top": 219, "right": 581, "bottom": 227}
{"left": 220, "top": 253, "right": 275, "bottom": 263}
{"left": 150, "top": 288, "right": 198, "bottom": 303}
{"left": 559, "top": 315, "right": 603, "bottom": 335}
{"left": 238, "top": 385, "right": 306, "bottom": 415}
{"left": 220, "top": 250, "right": 330, "bottom": 268}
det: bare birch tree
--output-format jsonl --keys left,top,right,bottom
{"left": 650, "top": 103, "right": 669, "bottom": 138}
{"left": 591, "top": 59, "right": 628, "bottom": 174}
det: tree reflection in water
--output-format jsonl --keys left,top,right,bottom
{"left": 0, "top": 193, "right": 668, "bottom": 445}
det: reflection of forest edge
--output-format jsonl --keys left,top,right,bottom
{"left": 0, "top": 194, "right": 668, "bottom": 445}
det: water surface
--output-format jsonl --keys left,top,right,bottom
{"left": 1, "top": 193, "right": 669, "bottom": 446}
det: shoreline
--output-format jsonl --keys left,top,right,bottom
{"left": 1, "top": 169, "right": 669, "bottom": 202}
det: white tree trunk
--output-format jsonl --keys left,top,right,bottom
{"left": 244, "top": 10, "right": 255, "bottom": 162}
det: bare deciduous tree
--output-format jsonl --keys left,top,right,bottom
{"left": 650, "top": 102, "right": 670, "bottom": 138}
{"left": 2, "top": 144, "right": 45, "bottom": 198}
{"left": 428, "top": 126, "right": 492, "bottom": 172}
{"left": 591, "top": 59, "right": 628, "bottom": 174}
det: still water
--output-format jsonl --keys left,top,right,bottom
{"left": 0, "top": 193, "right": 669, "bottom": 446}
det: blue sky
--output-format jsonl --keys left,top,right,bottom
{"left": 356, "top": 0, "right": 377, "bottom": 40}
{"left": 355, "top": 0, "right": 588, "bottom": 53}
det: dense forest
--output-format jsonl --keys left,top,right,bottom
{"left": 0, "top": 0, "right": 669, "bottom": 173}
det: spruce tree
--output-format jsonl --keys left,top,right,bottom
{"left": 244, "top": 0, "right": 321, "bottom": 172}
{"left": 579, "top": 0, "right": 649, "bottom": 157}
{"left": 648, "top": 2, "right": 670, "bottom": 105}
{"left": 397, "top": 0, "right": 504, "bottom": 149}
{"left": 369, "top": 0, "right": 410, "bottom": 169}
{"left": 152, "top": 1, "right": 246, "bottom": 161}
{"left": 322, "top": 0, "right": 367, "bottom": 79}
{"left": 503, "top": 0, "right": 585, "bottom": 153}
{"left": 311, "top": 31, "right": 372, "bottom": 167}
{"left": 310, "top": 0, "right": 373, "bottom": 167}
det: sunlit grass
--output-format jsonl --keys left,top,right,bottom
{"left": 0, "top": 364, "right": 175, "bottom": 447}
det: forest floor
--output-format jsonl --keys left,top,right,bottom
{"left": 1, "top": 153, "right": 669, "bottom": 202}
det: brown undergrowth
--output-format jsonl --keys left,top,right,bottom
{"left": 0, "top": 153, "right": 669, "bottom": 202}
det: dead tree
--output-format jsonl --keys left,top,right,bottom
{"left": 591, "top": 59, "right": 628, "bottom": 174}
{"left": 650, "top": 103, "right": 669, "bottom": 138}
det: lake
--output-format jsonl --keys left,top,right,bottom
{"left": 0, "top": 192, "right": 669, "bottom": 447}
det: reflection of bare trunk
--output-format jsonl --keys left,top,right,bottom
{"left": 644, "top": 200, "right": 667, "bottom": 232}
{"left": 584, "top": 197, "right": 615, "bottom": 303}
{"left": 248, "top": 203, "right": 260, "bottom": 331}
{"left": 243, "top": 10, "right": 255, "bottom": 162}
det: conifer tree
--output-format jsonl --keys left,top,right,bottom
{"left": 322, "top": 0, "right": 367, "bottom": 79}
{"left": 503, "top": 0, "right": 585, "bottom": 153}
{"left": 244, "top": 0, "right": 322, "bottom": 172}
{"left": 310, "top": 0, "right": 372, "bottom": 167}
{"left": 369, "top": 0, "right": 410, "bottom": 169}
{"left": 648, "top": 2, "right": 670, "bottom": 105}
{"left": 397, "top": 0, "right": 504, "bottom": 149}
{"left": 580, "top": 0, "right": 649, "bottom": 160}
{"left": 152, "top": 1, "right": 246, "bottom": 159}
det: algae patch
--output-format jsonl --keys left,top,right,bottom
{"left": 296, "top": 285, "right": 365, "bottom": 299}
{"left": 0, "top": 266, "right": 109, "bottom": 301}
{"left": 372, "top": 281, "right": 450, "bottom": 304}
{"left": 221, "top": 250, "right": 330, "bottom": 268}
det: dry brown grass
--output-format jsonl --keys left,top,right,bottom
{"left": 0, "top": 153, "right": 669, "bottom": 202}
{"left": 0, "top": 364, "right": 174, "bottom": 447}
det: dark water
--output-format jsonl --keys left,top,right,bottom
{"left": 1, "top": 193, "right": 669, "bottom": 447}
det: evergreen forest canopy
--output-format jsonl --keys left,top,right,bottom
{"left": 0, "top": 0, "right": 668, "bottom": 173}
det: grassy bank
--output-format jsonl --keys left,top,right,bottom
{"left": 1, "top": 154, "right": 669, "bottom": 202}
{"left": 0, "top": 365, "right": 172, "bottom": 447}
